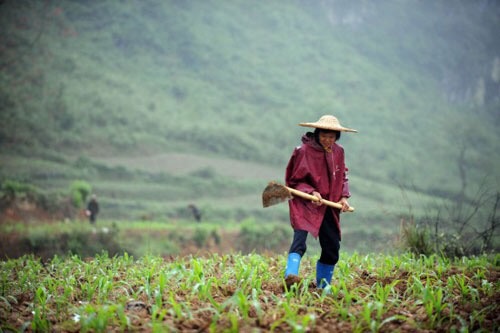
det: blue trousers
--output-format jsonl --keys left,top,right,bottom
{"left": 288, "top": 208, "right": 340, "bottom": 265}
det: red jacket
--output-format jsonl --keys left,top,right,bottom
{"left": 285, "top": 132, "right": 350, "bottom": 238}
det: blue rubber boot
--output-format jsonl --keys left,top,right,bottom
{"left": 284, "top": 253, "right": 301, "bottom": 277}
{"left": 316, "top": 261, "right": 335, "bottom": 289}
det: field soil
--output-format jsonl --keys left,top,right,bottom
{"left": 2, "top": 254, "right": 499, "bottom": 332}
{"left": 2, "top": 190, "right": 499, "bottom": 332}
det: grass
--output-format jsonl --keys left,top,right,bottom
{"left": 0, "top": 215, "right": 409, "bottom": 262}
{"left": 1, "top": 0, "right": 499, "bottom": 192}
{"left": 0, "top": 219, "right": 291, "bottom": 259}
{"left": 0, "top": 252, "right": 498, "bottom": 332}
{"left": 1, "top": 1, "right": 499, "bottom": 256}
{"left": 0, "top": 147, "right": 446, "bottom": 230}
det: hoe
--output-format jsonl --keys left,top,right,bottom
{"left": 262, "top": 181, "right": 355, "bottom": 212}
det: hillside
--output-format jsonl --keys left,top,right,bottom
{"left": 1, "top": 0, "right": 499, "bottom": 239}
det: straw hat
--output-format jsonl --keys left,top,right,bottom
{"left": 299, "top": 115, "right": 357, "bottom": 133}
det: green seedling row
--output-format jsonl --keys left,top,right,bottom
{"left": 1, "top": 252, "right": 498, "bottom": 332}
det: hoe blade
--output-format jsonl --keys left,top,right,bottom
{"left": 262, "top": 181, "right": 292, "bottom": 208}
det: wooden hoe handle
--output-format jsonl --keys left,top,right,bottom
{"left": 286, "top": 186, "right": 355, "bottom": 212}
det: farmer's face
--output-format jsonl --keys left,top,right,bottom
{"left": 319, "top": 131, "right": 336, "bottom": 149}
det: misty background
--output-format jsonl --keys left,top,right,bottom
{"left": 1, "top": 0, "right": 499, "bottom": 254}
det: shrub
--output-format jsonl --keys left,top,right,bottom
{"left": 192, "top": 228, "right": 208, "bottom": 248}
{"left": 237, "top": 220, "right": 290, "bottom": 253}
{"left": 25, "top": 227, "right": 126, "bottom": 260}
{"left": 1, "top": 179, "right": 39, "bottom": 199}
{"left": 211, "top": 229, "right": 221, "bottom": 245}
{"left": 34, "top": 192, "right": 63, "bottom": 214}
{"left": 69, "top": 180, "right": 92, "bottom": 208}
{"left": 399, "top": 218, "right": 434, "bottom": 256}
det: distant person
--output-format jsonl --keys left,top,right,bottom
{"left": 188, "top": 204, "right": 201, "bottom": 222}
{"left": 86, "top": 194, "right": 99, "bottom": 225}
{"left": 283, "top": 115, "right": 356, "bottom": 291}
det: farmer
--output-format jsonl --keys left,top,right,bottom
{"left": 188, "top": 203, "right": 202, "bottom": 222}
{"left": 86, "top": 194, "right": 100, "bottom": 225}
{"left": 284, "top": 115, "right": 356, "bottom": 290}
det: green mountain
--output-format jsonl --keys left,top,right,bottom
{"left": 1, "top": 0, "right": 499, "bottom": 228}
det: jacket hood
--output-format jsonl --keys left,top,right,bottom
{"left": 301, "top": 132, "right": 326, "bottom": 152}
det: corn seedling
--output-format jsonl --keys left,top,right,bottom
{"left": 1, "top": 252, "right": 498, "bottom": 332}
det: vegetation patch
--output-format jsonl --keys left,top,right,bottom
{"left": 0, "top": 252, "right": 498, "bottom": 332}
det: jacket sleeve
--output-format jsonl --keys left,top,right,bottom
{"left": 285, "top": 147, "right": 316, "bottom": 194}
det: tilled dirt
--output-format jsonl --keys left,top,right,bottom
{"left": 1, "top": 254, "right": 499, "bottom": 332}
